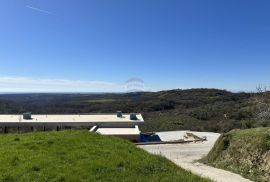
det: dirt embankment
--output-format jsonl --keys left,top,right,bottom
{"left": 201, "top": 128, "right": 270, "bottom": 182}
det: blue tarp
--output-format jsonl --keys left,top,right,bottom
{"left": 140, "top": 134, "right": 161, "bottom": 142}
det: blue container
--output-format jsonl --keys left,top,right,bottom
{"left": 117, "top": 111, "right": 122, "bottom": 118}
{"left": 23, "top": 112, "right": 32, "bottom": 120}
{"left": 130, "top": 113, "right": 138, "bottom": 120}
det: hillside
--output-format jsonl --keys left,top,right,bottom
{"left": 0, "top": 130, "right": 210, "bottom": 182}
{"left": 201, "top": 127, "right": 270, "bottom": 182}
{"left": 0, "top": 89, "right": 264, "bottom": 132}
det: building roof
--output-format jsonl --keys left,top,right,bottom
{"left": 0, "top": 114, "right": 144, "bottom": 123}
{"left": 96, "top": 126, "right": 140, "bottom": 135}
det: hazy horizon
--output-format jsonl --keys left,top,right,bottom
{"left": 0, "top": 87, "right": 260, "bottom": 94}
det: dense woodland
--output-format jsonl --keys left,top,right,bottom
{"left": 0, "top": 89, "right": 268, "bottom": 133}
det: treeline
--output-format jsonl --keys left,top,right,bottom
{"left": 0, "top": 89, "right": 266, "bottom": 133}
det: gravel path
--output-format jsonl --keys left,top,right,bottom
{"left": 139, "top": 131, "right": 252, "bottom": 182}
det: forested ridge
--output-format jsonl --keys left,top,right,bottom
{"left": 0, "top": 89, "right": 267, "bottom": 132}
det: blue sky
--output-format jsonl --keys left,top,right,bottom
{"left": 0, "top": 0, "right": 270, "bottom": 92}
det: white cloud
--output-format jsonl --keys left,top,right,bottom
{"left": 26, "top": 5, "right": 52, "bottom": 15}
{"left": 0, "top": 76, "right": 122, "bottom": 93}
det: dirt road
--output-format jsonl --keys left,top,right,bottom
{"left": 139, "top": 131, "right": 252, "bottom": 182}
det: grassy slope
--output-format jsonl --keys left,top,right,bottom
{"left": 0, "top": 130, "right": 210, "bottom": 182}
{"left": 201, "top": 127, "right": 270, "bottom": 182}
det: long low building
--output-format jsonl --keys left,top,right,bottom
{"left": 0, "top": 113, "right": 144, "bottom": 141}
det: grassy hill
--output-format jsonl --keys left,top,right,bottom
{"left": 0, "top": 89, "right": 261, "bottom": 133}
{"left": 201, "top": 127, "right": 270, "bottom": 182}
{"left": 0, "top": 130, "right": 210, "bottom": 182}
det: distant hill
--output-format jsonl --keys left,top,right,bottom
{"left": 201, "top": 127, "right": 270, "bottom": 182}
{"left": 0, "top": 130, "right": 210, "bottom": 182}
{"left": 0, "top": 88, "right": 265, "bottom": 132}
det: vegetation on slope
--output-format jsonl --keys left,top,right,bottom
{"left": 0, "top": 89, "right": 268, "bottom": 132}
{"left": 201, "top": 127, "right": 270, "bottom": 182}
{"left": 0, "top": 130, "right": 210, "bottom": 182}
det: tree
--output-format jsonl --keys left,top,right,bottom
{"left": 254, "top": 85, "right": 270, "bottom": 126}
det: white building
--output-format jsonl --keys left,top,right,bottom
{"left": 0, "top": 113, "right": 144, "bottom": 142}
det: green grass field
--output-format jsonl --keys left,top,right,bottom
{"left": 201, "top": 127, "right": 270, "bottom": 182}
{"left": 0, "top": 130, "right": 210, "bottom": 182}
